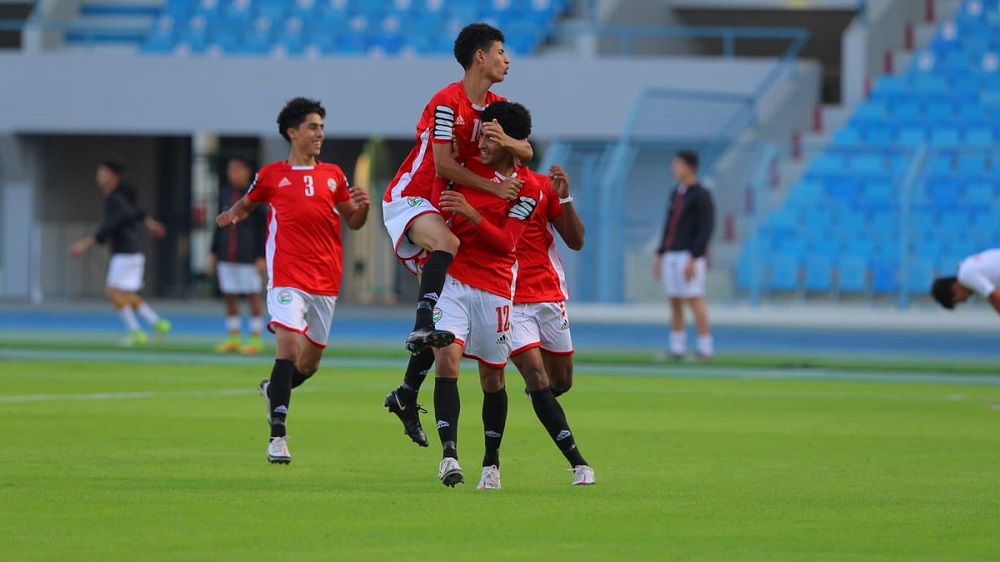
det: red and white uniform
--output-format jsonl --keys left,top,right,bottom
{"left": 958, "top": 249, "right": 1000, "bottom": 297}
{"left": 382, "top": 82, "right": 505, "bottom": 273}
{"left": 511, "top": 172, "right": 574, "bottom": 356}
{"left": 247, "top": 160, "right": 351, "bottom": 347}
{"left": 433, "top": 161, "right": 541, "bottom": 367}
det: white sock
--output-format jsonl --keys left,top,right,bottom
{"left": 119, "top": 306, "right": 141, "bottom": 332}
{"left": 136, "top": 302, "right": 160, "bottom": 324}
{"left": 249, "top": 316, "right": 264, "bottom": 336}
{"left": 225, "top": 316, "right": 241, "bottom": 334}
{"left": 669, "top": 330, "right": 687, "bottom": 355}
{"left": 697, "top": 334, "right": 714, "bottom": 357}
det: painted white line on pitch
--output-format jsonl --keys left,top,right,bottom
{"left": 0, "top": 388, "right": 258, "bottom": 404}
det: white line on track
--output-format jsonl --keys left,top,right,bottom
{"left": 0, "top": 388, "right": 257, "bottom": 404}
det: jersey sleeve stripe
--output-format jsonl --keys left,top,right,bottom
{"left": 434, "top": 105, "right": 456, "bottom": 140}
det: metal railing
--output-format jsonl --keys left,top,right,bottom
{"left": 551, "top": 24, "right": 810, "bottom": 58}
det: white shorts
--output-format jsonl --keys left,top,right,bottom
{"left": 106, "top": 253, "right": 145, "bottom": 292}
{"left": 511, "top": 301, "right": 574, "bottom": 356}
{"left": 435, "top": 275, "right": 513, "bottom": 368}
{"left": 217, "top": 262, "right": 263, "bottom": 295}
{"left": 266, "top": 287, "right": 338, "bottom": 348}
{"left": 662, "top": 251, "right": 707, "bottom": 298}
{"left": 382, "top": 195, "right": 440, "bottom": 275}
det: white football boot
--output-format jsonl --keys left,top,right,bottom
{"left": 571, "top": 465, "right": 595, "bottom": 486}
{"left": 438, "top": 457, "right": 464, "bottom": 487}
{"left": 477, "top": 465, "right": 501, "bottom": 490}
{"left": 267, "top": 436, "right": 291, "bottom": 464}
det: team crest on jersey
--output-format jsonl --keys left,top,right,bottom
{"left": 278, "top": 177, "right": 291, "bottom": 188}
{"left": 433, "top": 308, "right": 442, "bottom": 323}
{"left": 277, "top": 290, "right": 293, "bottom": 305}
{"left": 407, "top": 197, "right": 423, "bottom": 207}
{"left": 327, "top": 178, "right": 337, "bottom": 191}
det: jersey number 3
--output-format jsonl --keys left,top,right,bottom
{"left": 304, "top": 175, "right": 315, "bottom": 197}
{"left": 495, "top": 305, "right": 511, "bottom": 333}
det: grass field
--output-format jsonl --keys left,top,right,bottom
{"left": 2, "top": 356, "right": 999, "bottom": 561}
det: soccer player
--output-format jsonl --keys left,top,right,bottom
{"left": 215, "top": 98, "right": 370, "bottom": 464}
{"left": 68, "top": 158, "right": 171, "bottom": 347}
{"left": 426, "top": 101, "right": 541, "bottom": 488}
{"left": 931, "top": 249, "right": 1000, "bottom": 313}
{"left": 653, "top": 151, "right": 716, "bottom": 360}
{"left": 382, "top": 23, "right": 533, "bottom": 446}
{"left": 208, "top": 156, "right": 268, "bottom": 354}
{"left": 509, "top": 163, "right": 595, "bottom": 486}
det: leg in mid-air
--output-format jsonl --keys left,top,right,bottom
{"left": 217, "top": 293, "right": 243, "bottom": 352}
{"left": 106, "top": 286, "right": 146, "bottom": 347}
{"left": 432, "top": 342, "right": 464, "bottom": 487}
{"left": 243, "top": 292, "right": 265, "bottom": 354}
{"left": 403, "top": 213, "right": 460, "bottom": 353}
{"left": 477, "top": 365, "right": 507, "bottom": 490}
{"left": 512, "top": 348, "right": 595, "bottom": 486}
{"left": 668, "top": 296, "right": 687, "bottom": 360}
{"left": 384, "top": 346, "right": 433, "bottom": 447}
{"left": 129, "top": 291, "right": 170, "bottom": 342}
{"left": 688, "top": 296, "right": 713, "bottom": 360}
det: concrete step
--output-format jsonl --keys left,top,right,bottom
{"left": 892, "top": 49, "right": 913, "bottom": 75}
{"left": 933, "top": 0, "right": 961, "bottom": 22}
{"left": 819, "top": 104, "right": 851, "bottom": 135}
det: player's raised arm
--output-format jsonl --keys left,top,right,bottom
{"left": 482, "top": 119, "right": 533, "bottom": 162}
{"left": 547, "top": 165, "right": 585, "bottom": 251}
{"left": 336, "top": 186, "right": 371, "bottom": 231}
{"left": 216, "top": 195, "right": 260, "bottom": 229}
{"left": 439, "top": 190, "right": 536, "bottom": 254}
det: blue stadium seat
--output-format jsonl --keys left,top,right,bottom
{"left": 930, "top": 128, "right": 961, "bottom": 147}
{"left": 837, "top": 256, "right": 868, "bottom": 294}
{"left": 849, "top": 154, "right": 885, "bottom": 175}
{"left": 832, "top": 127, "right": 861, "bottom": 146}
{"left": 963, "top": 127, "right": 993, "bottom": 146}
{"left": 803, "top": 256, "right": 834, "bottom": 293}
{"left": 872, "top": 262, "right": 900, "bottom": 294}
{"left": 897, "top": 127, "right": 927, "bottom": 147}
{"left": 904, "top": 257, "right": 936, "bottom": 293}
{"left": 768, "top": 255, "right": 800, "bottom": 293}
{"left": 862, "top": 126, "right": 894, "bottom": 147}
{"left": 893, "top": 101, "right": 921, "bottom": 122}
{"left": 965, "top": 182, "right": 994, "bottom": 207}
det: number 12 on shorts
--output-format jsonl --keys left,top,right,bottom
{"left": 495, "top": 305, "right": 511, "bottom": 333}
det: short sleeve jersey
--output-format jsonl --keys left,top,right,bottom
{"left": 957, "top": 249, "right": 1000, "bottom": 297}
{"left": 383, "top": 82, "right": 505, "bottom": 203}
{"left": 440, "top": 161, "right": 542, "bottom": 299}
{"left": 514, "top": 171, "right": 570, "bottom": 304}
{"left": 247, "top": 161, "right": 352, "bottom": 296}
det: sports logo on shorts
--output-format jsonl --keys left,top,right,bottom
{"left": 433, "top": 307, "right": 442, "bottom": 323}
{"left": 407, "top": 196, "right": 423, "bottom": 207}
{"left": 327, "top": 178, "right": 337, "bottom": 191}
{"left": 560, "top": 318, "right": 570, "bottom": 330}
{"left": 494, "top": 333, "right": 510, "bottom": 346}
{"left": 277, "top": 290, "right": 293, "bottom": 305}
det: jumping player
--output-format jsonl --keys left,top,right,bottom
{"left": 215, "top": 98, "right": 370, "bottom": 464}
{"left": 931, "top": 249, "right": 1000, "bottom": 314}
{"left": 509, "top": 164, "right": 595, "bottom": 486}
{"left": 68, "top": 158, "right": 171, "bottom": 347}
{"left": 382, "top": 23, "right": 533, "bottom": 445}
{"left": 423, "top": 101, "right": 538, "bottom": 488}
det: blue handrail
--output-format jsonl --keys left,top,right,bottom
{"left": 552, "top": 24, "right": 810, "bottom": 57}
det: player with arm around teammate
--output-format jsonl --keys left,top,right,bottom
{"left": 215, "top": 98, "right": 370, "bottom": 464}
{"left": 931, "top": 249, "right": 1000, "bottom": 314}
{"left": 509, "top": 163, "right": 595, "bottom": 486}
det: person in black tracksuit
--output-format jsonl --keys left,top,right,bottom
{"left": 653, "top": 151, "right": 715, "bottom": 360}
{"left": 68, "top": 158, "right": 170, "bottom": 346}
{"left": 207, "top": 157, "right": 268, "bottom": 353}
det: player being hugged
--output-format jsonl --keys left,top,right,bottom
{"left": 382, "top": 23, "right": 533, "bottom": 447}
{"left": 215, "top": 98, "right": 370, "bottom": 465}
{"left": 509, "top": 164, "right": 595, "bottom": 486}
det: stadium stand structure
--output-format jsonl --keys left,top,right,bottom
{"left": 129, "top": 0, "right": 570, "bottom": 56}
{"left": 736, "top": 0, "right": 1000, "bottom": 300}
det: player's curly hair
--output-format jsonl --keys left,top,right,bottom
{"left": 99, "top": 157, "right": 125, "bottom": 176}
{"left": 277, "top": 97, "right": 326, "bottom": 142}
{"left": 480, "top": 101, "right": 531, "bottom": 141}
{"left": 930, "top": 276, "right": 958, "bottom": 309}
{"left": 454, "top": 23, "right": 505, "bottom": 70}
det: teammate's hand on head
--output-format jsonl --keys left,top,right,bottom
{"left": 482, "top": 120, "right": 512, "bottom": 148}
{"left": 349, "top": 186, "right": 370, "bottom": 208}
{"left": 549, "top": 165, "right": 570, "bottom": 198}
{"left": 439, "top": 191, "right": 480, "bottom": 223}
{"left": 216, "top": 211, "right": 238, "bottom": 229}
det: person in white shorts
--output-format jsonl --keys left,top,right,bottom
{"left": 215, "top": 98, "right": 370, "bottom": 465}
{"left": 652, "top": 151, "right": 716, "bottom": 360}
{"left": 208, "top": 156, "right": 268, "bottom": 354}
{"left": 508, "top": 163, "right": 595, "bottom": 486}
{"left": 931, "top": 249, "right": 1000, "bottom": 314}
{"left": 68, "top": 158, "right": 171, "bottom": 347}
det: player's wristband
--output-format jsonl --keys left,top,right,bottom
{"left": 559, "top": 196, "right": 574, "bottom": 205}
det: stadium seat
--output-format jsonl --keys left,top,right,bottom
{"left": 871, "top": 262, "right": 900, "bottom": 294}
{"left": 837, "top": 256, "right": 868, "bottom": 294}
{"left": 904, "top": 257, "right": 936, "bottom": 293}
{"left": 803, "top": 256, "right": 834, "bottom": 293}
{"left": 768, "top": 255, "right": 800, "bottom": 293}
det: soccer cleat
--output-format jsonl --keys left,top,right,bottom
{"left": 216, "top": 338, "right": 241, "bottom": 353}
{"left": 241, "top": 335, "right": 264, "bottom": 355}
{"left": 121, "top": 330, "right": 148, "bottom": 347}
{"left": 477, "top": 465, "right": 501, "bottom": 490}
{"left": 438, "top": 457, "right": 464, "bottom": 487}
{"left": 259, "top": 379, "right": 272, "bottom": 426}
{"left": 571, "top": 465, "right": 596, "bottom": 486}
{"left": 383, "top": 389, "right": 429, "bottom": 447}
{"left": 405, "top": 325, "right": 455, "bottom": 354}
{"left": 267, "top": 436, "right": 291, "bottom": 464}
{"left": 152, "top": 319, "right": 171, "bottom": 343}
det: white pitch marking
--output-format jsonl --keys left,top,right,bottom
{"left": 0, "top": 388, "right": 257, "bottom": 404}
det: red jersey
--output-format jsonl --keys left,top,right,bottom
{"left": 383, "top": 82, "right": 505, "bottom": 203}
{"left": 514, "top": 172, "right": 569, "bottom": 304}
{"left": 247, "top": 161, "right": 352, "bottom": 296}
{"left": 441, "top": 160, "right": 542, "bottom": 298}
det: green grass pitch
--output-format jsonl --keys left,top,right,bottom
{"left": 2, "top": 358, "right": 999, "bottom": 561}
